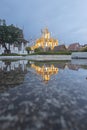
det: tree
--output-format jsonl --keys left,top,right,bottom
{"left": 26, "top": 47, "right": 31, "bottom": 54}
{"left": 34, "top": 47, "right": 43, "bottom": 52}
{"left": 81, "top": 47, "right": 87, "bottom": 52}
{"left": 0, "top": 24, "right": 25, "bottom": 54}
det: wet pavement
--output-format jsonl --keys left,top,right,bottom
{"left": 0, "top": 60, "right": 87, "bottom": 130}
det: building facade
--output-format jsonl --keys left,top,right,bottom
{"left": 68, "top": 43, "right": 80, "bottom": 51}
{"left": 31, "top": 28, "right": 58, "bottom": 51}
{"left": 0, "top": 42, "right": 28, "bottom": 54}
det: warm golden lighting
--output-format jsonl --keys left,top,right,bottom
{"left": 31, "top": 28, "right": 58, "bottom": 51}
{"left": 31, "top": 64, "right": 58, "bottom": 81}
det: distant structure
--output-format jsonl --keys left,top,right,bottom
{"left": 0, "top": 42, "right": 28, "bottom": 55}
{"left": 31, "top": 28, "right": 58, "bottom": 51}
{"left": 54, "top": 44, "right": 67, "bottom": 51}
{"left": 68, "top": 43, "right": 80, "bottom": 51}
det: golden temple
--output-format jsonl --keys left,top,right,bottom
{"left": 31, "top": 28, "right": 58, "bottom": 51}
{"left": 31, "top": 63, "right": 58, "bottom": 81}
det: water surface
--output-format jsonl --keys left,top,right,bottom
{"left": 0, "top": 60, "right": 87, "bottom": 130}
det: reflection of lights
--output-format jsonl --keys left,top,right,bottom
{"left": 43, "top": 74, "right": 50, "bottom": 81}
{"left": 31, "top": 64, "right": 58, "bottom": 81}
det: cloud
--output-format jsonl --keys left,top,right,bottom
{"left": 0, "top": 0, "right": 87, "bottom": 44}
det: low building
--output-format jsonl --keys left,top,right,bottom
{"left": 0, "top": 42, "right": 28, "bottom": 55}
{"left": 54, "top": 44, "right": 67, "bottom": 51}
{"left": 68, "top": 43, "right": 80, "bottom": 51}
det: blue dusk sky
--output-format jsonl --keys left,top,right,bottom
{"left": 0, "top": 0, "right": 87, "bottom": 45}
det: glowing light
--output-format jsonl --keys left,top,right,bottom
{"left": 31, "top": 28, "right": 58, "bottom": 50}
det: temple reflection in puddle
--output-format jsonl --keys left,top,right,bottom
{"left": 0, "top": 60, "right": 28, "bottom": 72}
{"left": 31, "top": 63, "right": 58, "bottom": 82}
{"left": 0, "top": 60, "right": 28, "bottom": 92}
{"left": 0, "top": 60, "right": 87, "bottom": 90}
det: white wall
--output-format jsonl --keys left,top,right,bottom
{"left": 0, "top": 43, "right": 28, "bottom": 54}
{"left": 72, "top": 52, "right": 87, "bottom": 59}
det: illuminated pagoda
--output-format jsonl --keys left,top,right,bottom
{"left": 31, "top": 28, "right": 58, "bottom": 51}
{"left": 31, "top": 64, "right": 58, "bottom": 81}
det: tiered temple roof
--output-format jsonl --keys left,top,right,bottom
{"left": 31, "top": 28, "right": 58, "bottom": 51}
